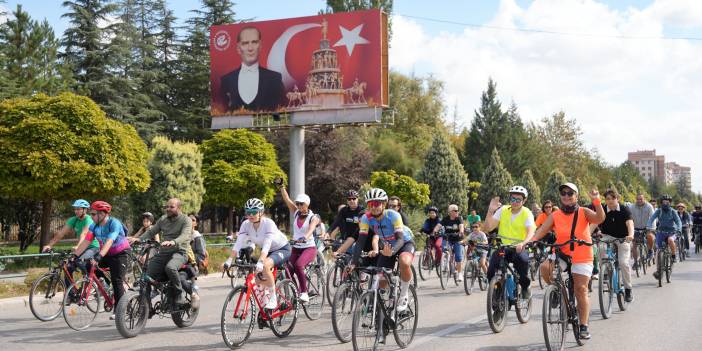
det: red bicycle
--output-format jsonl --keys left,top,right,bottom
{"left": 220, "top": 261, "right": 299, "bottom": 348}
{"left": 62, "top": 259, "right": 114, "bottom": 330}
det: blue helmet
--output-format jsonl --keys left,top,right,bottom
{"left": 72, "top": 199, "right": 90, "bottom": 208}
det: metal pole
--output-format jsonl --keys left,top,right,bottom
{"left": 289, "top": 126, "right": 305, "bottom": 233}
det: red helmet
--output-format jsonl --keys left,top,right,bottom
{"left": 91, "top": 201, "right": 112, "bottom": 213}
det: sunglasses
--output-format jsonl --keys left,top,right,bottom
{"left": 387, "top": 204, "right": 398, "bottom": 209}
{"left": 347, "top": 198, "right": 358, "bottom": 201}
{"left": 367, "top": 200, "right": 383, "bottom": 208}
{"left": 560, "top": 191, "right": 575, "bottom": 197}
{"left": 544, "top": 206, "right": 552, "bottom": 209}
{"left": 450, "top": 209, "right": 459, "bottom": 213}
{"left": 244, "top": 210, "right": 260, "bottom": 216}
{"left": 509, "top": 197, "right": 523, "bottom": 203}
{"left": 295, "top": 202, "right": 306, "bottom": 206}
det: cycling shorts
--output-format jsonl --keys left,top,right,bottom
{"left": 655, "top": 231, "right": 676, "bottom": 249}
{"left": 377, "top": 241, "right": 415, "bottom": 269}
{"left": 268, "top": 244, "right": 292, "bottom": 267}
{"left": 549, "top": 253, "right": 594, "bottom": 277}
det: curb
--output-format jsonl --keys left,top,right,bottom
{"left": 0, "top": 295, "right": 28, "bottom": 310}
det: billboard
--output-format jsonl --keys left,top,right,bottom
{"left": 210, "top": 9, "right": 388, "bottom": 129}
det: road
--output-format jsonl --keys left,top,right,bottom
{"left": 2, "top": 253, "right": 701, "bottom": 351}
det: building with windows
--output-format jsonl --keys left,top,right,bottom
{"left": 665, "top": 162, "right": 692, "bottom": 192}
{"left": 627, "top": 150, "right": 665, "bottom": 183}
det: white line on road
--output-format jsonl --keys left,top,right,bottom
{"left": 408, "top": 314, "right": 486, "bottom": 349}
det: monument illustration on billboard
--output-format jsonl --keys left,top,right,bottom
{"left": 210, "top": 9, "right": 388, "bottom": 129}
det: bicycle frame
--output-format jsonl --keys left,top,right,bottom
{"left": 79, "top": 261, "right": 114, "bottom": 309}
{"left": 600, "top": 240, "right": 624, "bottom": 295}
{"left": 494, "top": 245, "right": 520, "bottom": 301}
{"left": 231, "top": 266, "right": 293, "bottom": 322}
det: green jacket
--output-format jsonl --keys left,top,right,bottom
{"left": 140, "top": 213, "right": 192, "bottom": 252}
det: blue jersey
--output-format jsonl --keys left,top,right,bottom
{"left": 359, "top": 209, "right": 413, "bottom": 245}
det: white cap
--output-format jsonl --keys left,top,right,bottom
{"left": 294, "top": 194, "right": 311, "bottom": 204}
{"left": 559, "top": 182, "right": 579, "bottom": 194}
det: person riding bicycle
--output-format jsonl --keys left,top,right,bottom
{"left": 329, "top": 190, "right": 365, "bottom": 255}
{"left": 692, "top": 205, "right": 702, "bottom": 246}
{"left": 597, "top": 189, "right": 635, "bottom": 302}
{"left": 129, "top": 198, "right": 193, "bottom": 306}
{"left": 433, "top": 204, "right": 466, "bottom": 282}
{"left": 676, "top": 203, "right": 692, "bottom": 255}
{"left": 279, "top": 185, "right": 319, "bottom": 304}
{"left": 646, "top": 194, "right": 682, "bottom": 269}
{"left": 351, "top": 188, "right": 415, "bottom": 312}
{"left": 628, "top": 194, "right": 654, "bottom": 265}
{"left": 420, "top": 206, "right": 443, "bottom": 267}
{"left": 527, "top": 183, "right": 605, "bottom": 340}
{"left": 467, "top": 221, "right": 488, "bottom": 274}
{"left": 223, "top": 198, "right": 291, "bottom": 309}
{"left": 483, "top": 185, "right": 535, "bottom": 301}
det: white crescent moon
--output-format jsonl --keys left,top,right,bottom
{"left": 267, "top": 23, "right": 321, "bottom": 90}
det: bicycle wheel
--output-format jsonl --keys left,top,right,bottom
{"left": 172, "top": 289, "right": 199, "bottom": 328}
{"left": 665, "top": 252, "right": 671, "bottom": 283}
{"left": 633, "top": 253, "right": 640, "bottom": 278}
{"left": 479, "top": 268, "right": 487, "bottom": 291}
{"left": 417, "top": 250, "right": 433, "bottom": 281}
{"left": 115, "top": 290, "right": 149, "bottom": 338}
{"left": 598, "top": 262, "right": 613, "bottom": 319}
{"left": 63, "top": 278, "right": 101, "bottom": 331}
{"left": 464, "top": 261, "right": 474, "bottom": 295}
{"left": 29, "top": 272, "right": 66, "bottom": 321}
{"left": 303, "top": 266, "right": 325, "bottom": 320}
{"left": 656, "top": 250, "right": 664, "bottom": 287}
{"left": 125, "top": 258, "right": 142, "bottom": 288}
{"left": 393, "top": 285, "right": 418, "bottom": 348}
{"left": 450, "top": 258, "right": 459, "bottom": 286}
{"left": 542, "top": 285, "right": 566, "bottom": 351}
{"left": 332, "top": 281, "right": 358, "bottom": 343}
{"left": 221, "top": 286, "right": 255, "bottom": 348}
{"left": 270, "top": 279, "right": 299, "bottom": 338}
{"left": 411, "top": 264, "right": 418, "bottom": 289}
{"left": 437, "top": 255, "right": 447, "bottom": 290}
{"left": 515, "top": 284, "right": 532, "bottom": 323}
{"left": 486, "top": 276, "right": 507, "bottom": 333}
{"left": 326, "top": 263, "right": 343, "bottom": 307}
{"left": 640, "top": 245, "right": 647, "bottom": 275}
{"left": 352, "top": 290, "right": 378, "bottom": 351}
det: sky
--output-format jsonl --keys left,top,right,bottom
{"left": 3, "top": 0, "right": 702, "bottom": 192}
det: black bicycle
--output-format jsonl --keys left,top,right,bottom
{"left": 486, "top": 243, "right": 533, "bottom": 333}
{"left": 330, "top": 252, "right": 373, "bottom": 343}
{"left": 631, "top": 229, "right": 648, "bottom": 277}
{"left": 29, "top": 250, "right": 75, "bottom": 321}
{"left": 463, "top": 242, "right": 488, "bottom": 295}
{"left": 653, "top": 231, "right": 675, "bottom": 287}
{"left": 694, "top": 224, "right": 702, "bottom": 254}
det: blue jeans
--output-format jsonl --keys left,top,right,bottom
{"left": 449, "top": 241, "right": 464, "bottom": 262}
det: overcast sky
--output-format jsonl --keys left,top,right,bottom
{"left": 3, "top": 0, "right": 702, "bottom": 191}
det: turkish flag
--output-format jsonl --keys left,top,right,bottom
{"left": 210, "top": 9, "right": 387, "bottom": 116}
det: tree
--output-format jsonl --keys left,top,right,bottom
{"left": 418, "top": 132, "right": 469, "bottom": 212}
{"left": 477, "top": 149, "right": 513, "bottom": 213}
{"left": 369, "top": 170, "right": 430, "bottom": 208}
{"left": 200, "top": 129, "right": 285, "bottom": 234}
{"left": 368, "top": 137, "right": 420, "bottom": 177}
{"left": 467, "top": 181, "right": 481, "bottom": 212}
{"left": 519, "top": 169, "right": 541, "bottom": 210}
{"left": 131, "top": 136, "right": 204, "bottom": 224}
{"left": 542, "top": 169, "right": 567, "bottom": 205}
{"left": 0, "top": 93, "right": 150, "bottom": 251}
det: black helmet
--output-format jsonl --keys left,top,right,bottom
{"left": 141, "top": 212, "right": 155, "bottom": 222}
{"left": 346, "top": 190, "right": 359, "bottom": 198}
{"left": 426, "top": 206, "right": 439, "bottom": 214}
{"left": 659, "top": 194, "right": 672, "bottom": 202}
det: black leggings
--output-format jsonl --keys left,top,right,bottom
{"left": 99, "top": 250, "right": 131, "bottom": 305}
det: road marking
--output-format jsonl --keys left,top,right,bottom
{"left": 408, "top": 314, "right": 486, "bottom": 349}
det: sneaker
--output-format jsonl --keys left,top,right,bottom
{"left": 265, "top": 293, "right": 278, "bottom": 310}
{"left": 591, "top": 273, "right": 599, "bottom": 281}
{"left": 653, "top": 271, "right": 660, "bottom": 280}
{"left": 624, "top": 289, "right": 633, "bottom": 303}
{"left": 396, "top": 295, "right": 409, "bottom": 312}
{"left": 579, "top": 325, "right": 591, "bottom": 340}
{"left": 109, "top": 314, "right": 116, "bottom": 320}
{"left": 456, "top": 274, "right": 463, "bottom": 282}
{"left": 190, "top": 293, "right": 200, "bottom": 311}
{"left": 521, "top": 287, "right": 532, "bottom": 300}
{"left": 299, "top": 292, "right": 310, "bottom": 303}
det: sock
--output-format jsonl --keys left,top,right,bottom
{"left": 400, "top": 280, "right": 409, "bottom": 298}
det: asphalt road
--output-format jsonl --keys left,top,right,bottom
{"left": 2, "top": 252, "right": 701, "bottom": 351}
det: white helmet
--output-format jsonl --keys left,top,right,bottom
{"left": 244, "top": 198, "right": 265, "bottom": 211}
{"left": 365, "top": 188, "right": 388, "bottom": 202}
{"left": 509, "top": 185, "right": 528, "bottom": 198}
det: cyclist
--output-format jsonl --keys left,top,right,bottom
{"left": 420, "top": 206, "right": 443, "bottom": 266}
{"left": 628, "top": 194, "right": 654, "bottom": 266}
{"left": 467, "top": 221, "right": 488, "bottom": 274}
{"left": 328, "top": 190, "right": 365, "bottom": 254}
{"left": 388, "top": 196, "right": 410, "bottom": 227}
{"left": 676, "top": 203, "right": 692, "bottom": 255}
{"left": 483, "top": 185, "right": 535, "bottom": 300}
{"left": 647, "top": 194, "right": 682, "bottom": 268}
{"left": 434, "top": 204, "right": 466, "bottom": 282}
{"left": 279, "top": 185, "right": 320, "bottom": 303}
{"left": 467, "top": 209, "right": 481, "bottom": 226}
{"left": 130, "top": 198, "right": 193, "bottom": 306}
{"left": 597, "top": 189, "right": 635, "bottom": 302}
{"left": 351, "top": 188, "right": 415, "bottom": 312}
{"left": 527, "top": 183, "right": 605, "bottom": 340}
{"left": 131, "top": 212, "right": 156, "bottom": 239}
{"left": 692, "top": 205, "right": 702, "bottom": 249}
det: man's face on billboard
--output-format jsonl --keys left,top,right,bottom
{"left": 237, "top": 28, "right": 260, "bottom": 66}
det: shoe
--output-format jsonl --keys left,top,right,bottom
{"left": 109, "top": 314, "right": 116, "bottom": 320}
{"left": 579, "top": 325, "right": 591, "bottom": 340}
{"left": 396, "top": 295, "right": 409, "bottom": 312}
{"left": 190, "top": 292, "right": 200, "bottom": 311}
{"left": 456, "top": 274, "right": 463, "bottom": 282}
{"left": 521, "top": 287, "right": 532, "bottom": 300}
{"left": 265, "top": 293, "right": 278, "bottom": 310}
{"left": 624, "top": 289, "right": 633, "bottom": 303}
{"left": 299, "top": 292, "right": 309, "bottom": 303}
{"left": 174, "top": 292, "right": 187, "bottom": 305}
{"left": 591, "top": 274, "right": 599, "bottom": 281}
{"left": 653, "top": 271, "right": 660, "bottom": 280}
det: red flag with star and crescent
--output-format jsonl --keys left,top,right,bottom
{"left": 210, "top": 9, "right": 388, "bottom": 117}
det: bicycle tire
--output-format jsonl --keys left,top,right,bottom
{"left": 411, "top": 264, "right": 418, "bottom": 289}
{"left": 115, "top": 290, "right": 149, "bottom": 338}
{"left": 515, "top": 284, "right": 532, "bottom": 323}
{"left": 639, "top": 244, "right": 647, "bottom": 275}
{"left": 450, "top": 257, "right": 458, "bottom": 286}
{"left": 325, "top": 263, "right": 343, "bottom": 307}
{"left": 29, "top": 272, "right": 66, "bottom": 322}
{"left": 393, "top": 284, "right": 418, "bottom": 348}
{"left": 172, "top": 289, "right": 199, "bottom": 328}
{"left": 665, "top": 252, "right": 671, "bottom": 283}
{"left": 331, "top": 281, "right": 358, "bottom": 343}
{"left": 417, "top": 250, "right": 432, "bottom": 281}
{"left": 598, "top": 262, "right": 613, "bottom": 319}
{"left": 303, "top": 266, "right": 325, "bottom": 320}
{"left": 656, "top": 250, "right": 664, "bottom": 287}
{"left": 62, "top": 278, "right": 100, "bottom": 331}
{"left": 464, "top": 260, "right": 474, "bottom": 295}
{"left": 437, "top": 255, "right": 447, "bottom": 290}
{"left": 542, "top": 284, "right": 566, "bottom": 351}
{"left": 221, "top": 286, "right": 255, "bottom": 348}
{"left": 352, "top": 290, "right": 379, "bottom": 351}
{"left": 615, "top": 267, "right": 628, "bottom": 312}
{"left": 270, "top": 279, "right": 299, "bottom": 338}
{"left": 486, "top": 276, "right": 507, "bottom": 333}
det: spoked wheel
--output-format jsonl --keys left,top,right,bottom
{"left": 303, "top": 266, "right": 325, "bottom": 320}
{"left": 639, "top": 245, "right": 647, "bottom": 275}
{"left": 437, "top": 255, "right": 448, "bottom": 290}
{"left": 172, "top": 291, "right": 199, "bottom": 327}
{"left": 450, "top": 258, "right": 459, "bottom": 286}
{"left": 126, "top": 259, "right": 142, "bottom": 288}
{"left": 656, "top": 251, "right": 664, "bottom": 287}
{"left": 486, "top": 276, "right": 507, "bottom": 333}
{"left": 633, "top": 254, "right": 641, "bottom": 278}
{"left": 270, "top": 279, "right": 299, "bottom": 338}
{"left": 410, "top": 264, "right": 418, "bottom": 289}
{"left": 29, "top": 272, "right": 66, "bottom": 321}
{"left": 221, "top": 286, "right": 256, "bottom": 349}
{"left": 331, "top": 282, "right": 358, "bottom": 343}
{"left": 515, "top": 284, "right": 532, "bottom": 323}
{"left": 417, "top": 250, "right": 433, "bottom": 281}
{"left": 464, "top": 261, "right": 475, "bottom": 295}
{"left": 393, "top": 285, "right": 418, "bottom": 348}
{"left": 542, "top": 285, "right": 566, "bottom": 351}
{"left": 598, "top": 262, "right": 613, "bottom": 319}
{"left": 325, "top": 263, "right": 344, "bottom": 307}
{"left": 665, "top": 253, "right": 672, "bottom": 283}
{"left": 352, "top": 290, "right": 379, "bottom": 351}
{"left": 115, "top": 290, "right": 149, "bottom": 338}
{"left": 62, "top": 279, "right": 100, "bottom": 331}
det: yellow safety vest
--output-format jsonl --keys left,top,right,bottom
{"left": 497, "top": 205, "right": 532, "bottom": 244}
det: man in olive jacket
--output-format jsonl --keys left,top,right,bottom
{"left": 131, "top": 198, "right": 192, "bottom": 304}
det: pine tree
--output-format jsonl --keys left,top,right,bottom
{"left": 418, "top": 132, "right": 469, "bottom": 212}
{"left": 542, "top": 169, "right": 567, "bottom": 205}
{"left": 477, "top": 148, "right": 514, "bottom": 213}
{"left": 519, "top": 169, "right": 541, "bottom": 209}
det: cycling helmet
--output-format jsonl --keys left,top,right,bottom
{"left": 659, "top": 194, "right": 672, "bottom": 202}
{"left": 426, "top": 206, "right": 439, "bottom": 214}
{"left": 244, "top": 198, "right": 265, "bottom": 211}
{"left": 365, "top": 188, "right": 388, "bottom": 203}
{"left": 71, "top": 199, "right": 90, "bottom": 208}
{"left": 346, "top": 190, "right": 360, "bottom": 198}
{"left": 90, "top": 201, "right": 112, "bottom": 213}
{"left": 141, "top": 212, "right": 155, "bottom": 222}
{"left": 509, "top": 185, "right": 528, "bottom": 198}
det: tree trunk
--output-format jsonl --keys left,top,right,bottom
{"left": 39, "top": 199, "right": 53, "bottom": 252}
{"left": 227, "top": 206, "right": 234, "bottom": 236}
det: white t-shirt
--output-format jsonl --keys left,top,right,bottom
{"left": 233, "top": 217, "right": 288, "bottom": 256}
{"left": 292, "top": 210, "right": 317, "bottom": 249}
{"left": 492, "top": 206, "right": 535, "bottom": 228}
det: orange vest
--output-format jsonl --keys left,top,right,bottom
{"left": 552, "top": 207, "right": 593, "bottom": 264}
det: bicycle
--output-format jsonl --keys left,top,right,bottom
{"left": 438, "top": 240, "right": 462, "bottom": 290}
{"left": 541, "top": 239, "right": 594, "bottom": 351}
{"left": 326, "top": 238, "right": 351, "bottom": 307}
{"left": 114, "top": 241, "right": 200, "bottom": 338}
{"left": 29, "top": 250, "right": 75, "bottom": 321}
{"left": 463, "top": 242, "right": 488, "bottom": 295}
{"left": 594, "top": 236, "right": 629, "bottom": 319}
{"left": 529, "top": 242, "right": 548, "bottom": 289}
{"left": 486, "top": 243, "right": 533, "bottom": 333}
{"left": 331, "top": 252, "right": 371, "bottom": 343}
{"left": 279, "top": 240, "right": 326, "bottom": 320}
{"left": 653, "top": 231, "right": 675, "bottom": 288}
{"left": 694, "top": 224, "right": 702, "bottom": 254}
{"left": 417, "top": 233, "right": 440, "bottom": 281}
{"left": 220, "top": 260, "right": 299, "bottom": 348}
{"left": 224, "top": 248, "right": 257, "bottom": 289}
{"left": 631, "top": 229, "right": 647, "bottom": 277}
{"left": 62, "top": 258, "right": 115, "bottom": 331}
{"left": 676, "top": 229, "right": 687, "bottom": 262}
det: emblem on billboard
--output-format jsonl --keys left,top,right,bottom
{"left": 213, "top": 30, "right": 231, "bottom": 51}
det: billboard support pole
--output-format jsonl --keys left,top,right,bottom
{"left": 289, "top": 126, "right": 305, "bottom": 230}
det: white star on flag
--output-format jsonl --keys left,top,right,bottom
{"left": 333, "top": 24, "right": 369, "bottom": 56}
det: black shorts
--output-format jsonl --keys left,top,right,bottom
{"left": 377, "top": 241, "right": 416, "bottom": 269}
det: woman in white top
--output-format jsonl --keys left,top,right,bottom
{"left": 223, "top": 198, "right": 291, "bottom": 309}
{"left": 279, "top": 185, "right": 320, "bottom": 303}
